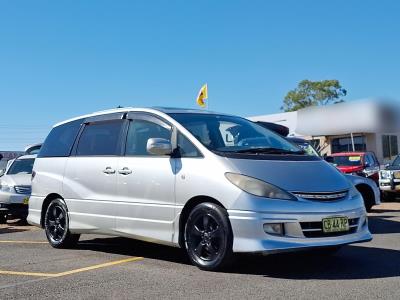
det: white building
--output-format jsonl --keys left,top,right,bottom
{"left": 249, "top": 99, "right": 400, "bottom": 164}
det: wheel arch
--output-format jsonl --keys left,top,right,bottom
{"left": 178, "top": 195, "right": 227, "bottom": 248}
{"left": 40, "top": 193, "right": 64, "bottom": 228}
{"left": 355, "top": 183, "right": 375, "bottom": 211}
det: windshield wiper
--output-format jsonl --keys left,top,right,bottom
{"left": 232, "top": 147, "right": 305, "bottom": 155}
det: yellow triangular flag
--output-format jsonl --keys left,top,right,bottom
{"left": 196, "top": 84, "right": 208, "bottom": 108}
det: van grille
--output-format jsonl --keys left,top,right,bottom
{"left": 292, "top": 190, "right": 348, "bottom": 201}
{"left": 14, "top": 186, "right": 31, "bottom": 195}
{"left": 300, "top": 218, "right": 359, "bottom": 238}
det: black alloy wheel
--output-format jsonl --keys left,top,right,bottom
{"left": 44, "top": 199, "right": 80, "bottom": 248}
{"left": 184, "top": 202, "right": 233, "bottom": 271}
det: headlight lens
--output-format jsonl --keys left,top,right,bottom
{"left": 0, "top": 183, "right": 12, "bottom": 192}
{"left": 225, "top": 173, "right": 297, "bottom": 200}
{"left": 380, "top": 170, "right": 392, "bottom": 179}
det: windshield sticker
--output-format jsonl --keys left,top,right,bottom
{"left": 349, "top": 156, "right": 361, "bottom": 162}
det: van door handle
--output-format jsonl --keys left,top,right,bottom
{"left": 118, "top": 167, "right": 132, "bottom": 175}
{"left": 103, "top": 167, "right": 116, "bottom": 174}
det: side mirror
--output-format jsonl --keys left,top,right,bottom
{"left": 324, "top": 156, "right": 334, "bottom": 163}
{"left": 0, "top": 169, "right": 4, "bottom": 177}
{"left": 146, "top": 138, "right": 173, "bottom": 156}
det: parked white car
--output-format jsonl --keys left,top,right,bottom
{"left": 0, "top": 155, "right": 35, "bottom": 223}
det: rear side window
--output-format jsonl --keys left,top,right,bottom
{"left": 38, "top": 119, "right": 83, "bottom": 158}
{"left": 76, "top": 121, "right": 125, "bottom": 156}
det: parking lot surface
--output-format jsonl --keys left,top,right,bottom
{"left": 0, "top": 204, "right": 399, "bottom": 300}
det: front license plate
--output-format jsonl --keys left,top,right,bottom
{"left": 23, "top": 197, "right": 29, "bottom": 205}
{"left": 322, "top": 216, "right": 349, "bottom": 233}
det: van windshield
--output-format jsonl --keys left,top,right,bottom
{"left": 7, "top": 158, "right": 35, "bottom": 175}
{"left": 169, "top": 113, "right": 303, "bottom": 155}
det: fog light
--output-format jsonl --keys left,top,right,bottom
{"left": 263, "top": 223, "right": 284, "bottom": 236}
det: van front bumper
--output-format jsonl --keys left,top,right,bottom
{"left": 228, "top": 207, "right": 371, "bottom": 253}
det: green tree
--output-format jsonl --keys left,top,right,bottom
{"left": 281, "top": 79, "right": 347, "bottom": 112}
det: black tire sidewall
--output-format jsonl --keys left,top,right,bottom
{"left": 184, "top": 202, "right": 233, "bottom": 271}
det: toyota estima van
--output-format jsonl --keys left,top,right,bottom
{"left": 28, "top": 107, "right": 372, "bottom": 271}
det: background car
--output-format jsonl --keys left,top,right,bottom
{"left": 0, "top": 154, "right": 36, "bottom": 223}
{"left": 328, "top": 152, "right": 380, "bottom": 185}
{"left": 379, "top": 155, "right": 400, "bottom": 201}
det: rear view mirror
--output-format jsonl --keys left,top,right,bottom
{"left": 146, "top": 138, "right": 173, "bottom": 156}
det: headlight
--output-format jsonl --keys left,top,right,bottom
{"left": 225, "top": 173, "right": 297, "bottom": 200}
{"left": 0, "top": 183, "right": 12, "bottom": 192}
{"left": 380, "top": 170, "right": 392, "bottom": 179}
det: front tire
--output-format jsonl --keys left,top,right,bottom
{"left": 44, "top": 199, "right": 80, "bottom": 248}
{"left": 184, "top": 202, "right": 233, "bottom": 271}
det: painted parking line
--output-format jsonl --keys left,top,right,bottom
{"left": 0, "top": 240, "right": 48, "bottom": 244}
{"left": 0, "top": 257, "right": 144, "bottom": 278}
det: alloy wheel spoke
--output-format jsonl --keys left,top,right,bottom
{"left": 210, "top": 226, "right": 222, "bottom": 239}
{"left": 53, "top": 207, "right": 57, "bottom": 218}
{"left": 205, "top": 243, "right": 218, "bottom": 256}
{"left": 194, "top": 241, "right": 204, "bottom": 257}
{"left": 191, "top": 225, "right": 202, "bottom": 236}
{"left": 203, "top": 215, "right": 210, "bottom": 231}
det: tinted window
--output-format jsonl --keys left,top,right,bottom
{"left": 126, "top": 119, "right": 171, "bottom": 156}
{"left": 38, "top": 119, "right": 83, "bottom": 157}
{"left": 7, "top": 158, "right": 35, "bottom": 175}
{"left": 177, "top": 133, "right": 201, "bottom": 158}
{"left": 76, "top": 121, "right": 124, "bottom": 156}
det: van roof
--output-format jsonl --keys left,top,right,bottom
{"left": 54, "top": 107, "right": 228, "bottom": 127}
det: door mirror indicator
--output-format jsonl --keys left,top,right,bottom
{"left": 146, "top": 138, "right": 173, "bottom": 156}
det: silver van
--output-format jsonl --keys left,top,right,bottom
{"left": 28, "top": 108, "right": 372, "bottom": 270}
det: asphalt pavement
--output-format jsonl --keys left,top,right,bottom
{"left": 0, "top": 204, "right": 399, "bottom": 300}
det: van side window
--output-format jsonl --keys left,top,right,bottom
{"left": 177, "top": 133, "right": 202, "bottom": 158}
{"left": 38, "top": 119, "right": 83, "bottom": 157}
{"left": 126, "top": 119, "right": 171, "bottom": 156}
{"left": 76, "top": 121, "right": 124, "bottom": 156}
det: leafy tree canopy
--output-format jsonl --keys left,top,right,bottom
{"left": 281, "top": 79, "right": 347, "bottom": 112}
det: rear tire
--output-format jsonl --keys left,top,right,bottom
{"left": 44, "top": 199, "right": 80, "bottom": 248}
{"left": 184, "top": 202, "right": 234, "bottom": 271}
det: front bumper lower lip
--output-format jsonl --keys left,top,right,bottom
{"left": 228, "top": 207, "right": 371, "bottom": 253}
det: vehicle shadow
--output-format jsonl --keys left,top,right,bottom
{"left": 75, "top": 237, "right": 400, "bottom": 280}
{"left": 368, "top": 215, "right": 400, "bottom": 234}
{"left": 0, "top": 226, "right": 31, "bottom": 234}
